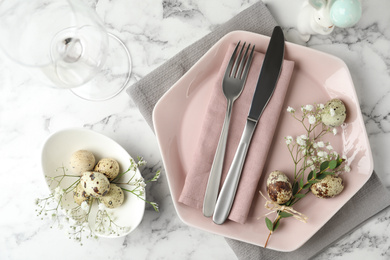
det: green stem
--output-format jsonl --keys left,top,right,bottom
{"left": 121, "top": 187, "right": 153, "bottom": 205}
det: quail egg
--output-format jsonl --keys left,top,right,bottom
{"left": 267, "top": 170, "right": 293, "bottom": 204}
{"left": 69, "top": 150, "right": 96, "bottom": 175}
{"left": 73, "top": 182, "right": 90, "bottom": 205}
{"left": 100, "top": 183, "right": 125, "bottom": 209}
{"left": 321, "top": 99, "right": 347, "bottom": 127}
{"left": 311, "top": 175, "right": 344, "bottom": 198}
{"left": 94, "top": 158, "right": 120, "bottom": 181}
{"left": 80, "top": 171, "right": 110, "bottom": 197}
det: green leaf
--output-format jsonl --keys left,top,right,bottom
{"left": 329, "top": 160, "right": 337, "bottom": 169}
{"left": 308, "top": 179, "right": 318, "bottom": 184}
{"left": 299, "top": 178, "right": 304, "bottom": 188}
{"left": 294, "top": 193, "right": 306, "bottom": 199}
{"left": 307, "top": 171, "right": 314, "bottom": 180}
{"left": 265, "top": 217, "right": 273, "bottom": 231}
{"left": 323, "top": 171, "right": 335, "bottom": 175}
{"left": 279, "top": 212, "right": 293, "bottom": 218}
{"left": 273, "top": 219, "right": 281, "bottom": 231}
{"left": 313, "top": 171, "right": 318, "bottom": 179}
{"left": 320, "top": 161, "right": 329, "bottom": 171}
{"left": 292, "top": 182, "right": 299, "bottom": 195}
{"left": 302, "top": 183, "right": 311, "bottom": 190}
{"left": 317, "top": 174, "right": 327, "bottom": 180}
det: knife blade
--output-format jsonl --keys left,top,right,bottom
{"left": 213, "top": 26, "right": 285, "bottom": 225}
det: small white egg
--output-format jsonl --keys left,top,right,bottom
{"left": 94, "top": 158, "right": 120, "bottom": 181}
{"left": 69, "top": 150, "right": 95, "bottom": 175}
{"left": 80, "top": 171, "right": 110, "bottom": 198}
{"left": 100, "top": 183, "right": 125, "bottom": 209}
{"left": 321, "top": 99, "right": 347, "bottom": 127}
{"left": 73, "top": 182, "right": 90, "bottom": 205}
{"left": 266, "top": 170, "right": 292, "bottom": 204}
{"left": 311, "top": 175, "right": 344, "bottom": 198}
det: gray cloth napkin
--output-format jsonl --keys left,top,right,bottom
{"left": 127, "top": 1, "right": 390, "bottom": 259}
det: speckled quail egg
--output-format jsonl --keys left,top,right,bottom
{"left": 321, "top": 99, "right": 347, "bottom": 127}
{"left": 80, "top": 171, "right": 110, "bottom": 197}
{"left": 267, "top": 170, "right": 293, "bottom": 204}
{"left": 69, "top": 150, "right": 96, "bottom": 175}
{"left": 100, "top": 183, "right": 125, "bottom": 209}
{"left": 73, "top": 182, "right": 90, "bottom": 205}
{"left": 94, "top": 158, "right": 120, "bottom": 181}
{"left": 311, "top": 175, "right": 344, "bottom": 198}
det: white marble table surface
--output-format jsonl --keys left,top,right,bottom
{"left": 0, "top": 0, "right": 389, "bottom": 259}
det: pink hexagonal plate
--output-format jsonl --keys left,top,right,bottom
{"left": 153, "top": 31, "right": 373, "bottom": 251}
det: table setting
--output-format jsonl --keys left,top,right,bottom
{"left": 1, "top": 0, "right": 390, "bottom": 259}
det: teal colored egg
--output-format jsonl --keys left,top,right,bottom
{"left": 330, "top": 0, "right": 362, "bottom": 28}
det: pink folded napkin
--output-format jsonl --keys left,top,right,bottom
{"left": 178, "top": 43, "right": 295, "bottom": 224}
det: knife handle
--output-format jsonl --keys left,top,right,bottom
{"left": 213, "top": 119, "right": 257, "bottom": 225}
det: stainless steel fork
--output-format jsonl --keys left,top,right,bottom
{"left": 203, "top": 41, "right": 255, "bottom": 217}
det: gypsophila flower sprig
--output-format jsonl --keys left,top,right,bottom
{"left": 262, "top": 103, "right": 349, "bottom": 248}
{"left": 285, "top": 103, "right": 344, "bottom": 181}
{"left": 112, "top": 157, "right": 160, "bottom": 212}
{"left": 36, "top": 156, "right": 160, "bottom": 244}
{"left": 94, "top": 202, "right": 131, "bottom": 236}
{"left": 36, "top": 166, "right": 80, "bottom": 220}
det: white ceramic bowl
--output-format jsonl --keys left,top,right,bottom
{"left": 41, "top": 128, "right": 145, "bottom": 237}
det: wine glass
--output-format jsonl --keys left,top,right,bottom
{"left": 0, "top": 0, "right": 131, "bottom": 101}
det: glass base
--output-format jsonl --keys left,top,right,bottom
{"left": 70, "top": 33, "right": 131, "bottom": 101}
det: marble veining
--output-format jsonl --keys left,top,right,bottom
{"left": 0, "top": 0, "right": 389, "bottom": 259}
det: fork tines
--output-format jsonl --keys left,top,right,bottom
{"left": 228, "top": 41, "right": 255, "bottom": 79}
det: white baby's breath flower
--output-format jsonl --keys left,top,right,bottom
{"left": 150, "top": 171, "right": 160, "bottom": 182}
{"left": 317, "top": 151, "right": 328, "bottom": 158}
{"left": 316, "top": 141, "right": 325, "bottom": 148}
{"left": 68, "top": 218, "right": 77, "bottom": 226}
{"left": 285, "top": 136, "right": 293, "bottom": 145}
{"left": 330, "top": 108, "right": 336, "bottom": 117}
{"left": 344, "top": 165, "right": 351, "bottom": 172}
{"left": 98, "top": 203, "right": 106, "bottom": 211}
{"left": 332, "top": 128, "right": 338, "bottom": 135}
{"left": 150, "top": 202, "right": 159, "bottom": 212}
{"left": 54, "top": 187, "right": 64, "bottom": 201}
{"left": 287, "top": 106, "right": 295, "bottom": 113}
{"left": 331, "top": 151, "right": 339, "bottom": 158}
{"left": 318, "top": 103, "right": 325, "bottom": 109}
{"left": 308, "top": 115, "right": 316, "bottom": 125}
{"left": 296, "top": 136, "right": 306, "bottom": 146}
{"left": 326, "top": 145, "right": 333, "bottom": 150}
{"left": 304, "top": 104, "right": 314, "bottom": 111}
{"left": 81, "top": 201, "right": 89, "bottom": 212}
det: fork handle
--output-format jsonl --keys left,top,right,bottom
{"left": 203, "top": 99, "right": 233, "bottom": 217}
{"left": 212, "top": 119, "right": 257, "bottom": 224}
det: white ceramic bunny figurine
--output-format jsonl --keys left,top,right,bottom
{"left": 297, "top": 0, "right": 335, "bottom": 41}
{"left": 297, "top": 0, "right": 362, "bottom": 42}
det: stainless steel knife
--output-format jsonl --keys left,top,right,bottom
{"left": 212, "top": 26, "right": 285, "bottom": 225}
